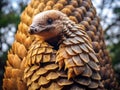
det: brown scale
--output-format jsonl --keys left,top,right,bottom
{"left": 3, "top": 0, "right": 119, "bottom": 90}
{"left": 24, "top": 30, "right": 103, "bottom": 89}
{"left": 22, "top": 11, "right": 103, "bottom": 89}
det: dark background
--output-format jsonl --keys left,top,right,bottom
{"left": 0, "top": 0, "right": 120, "bottom": 89}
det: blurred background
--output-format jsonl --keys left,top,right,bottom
{"left": 0, "top": 0, "right": 120, "bottom": 89}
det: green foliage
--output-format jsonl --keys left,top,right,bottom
{"left": 0, "top": 12, "right": 20, "bottom": 28}
{"left": 114, "top": 7, "right": 120, "bottom": 15}
{"left": 109, "top": 5, "right": 120, "bottom": 67}
{"left": 108, "top": 41, "right": 120, "bottom": 84}
{"left": 108, "top": 41, "right": 120, "bottom": 65}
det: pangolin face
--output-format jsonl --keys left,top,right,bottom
{"left": 29, "top": 10, "right": 67, "bottom": 40}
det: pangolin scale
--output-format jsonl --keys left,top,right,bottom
{"left": 23, "top": 10, "right": 103, "bottom": 89}
{"left": 3, "top": 0, "right": 119, "bottom": 90}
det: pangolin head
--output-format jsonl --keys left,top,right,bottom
{"left": 29, "top": 10, "right": 69, "bottom": 41}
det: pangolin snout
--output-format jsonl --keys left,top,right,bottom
{"left": 28, "top": 25, "right": 38, "bottom": 34}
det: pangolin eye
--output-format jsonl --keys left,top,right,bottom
{"left": 47, "top": 18, "right": 53, "bottom": 25}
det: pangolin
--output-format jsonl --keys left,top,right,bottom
{"left": 24, "top": 10, "right": 104, "bottom": 90}
{"left": 3, "top": 0, "right": 119, "bottom": 90}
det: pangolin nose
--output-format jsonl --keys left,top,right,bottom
{"left": 29, "top": 28, "right": 34, "bottom": 34}
{"left": 28, "top": 26, "right": 38, "bottom": 34}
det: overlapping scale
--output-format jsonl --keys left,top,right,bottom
{"left": 56, "top": 22, "right": 102, "bottom": 89}
{"left": 73, "top": 66, "right": 85, "bottom": 75}
{"left": 46, "top": 72, "right": 59, "bottom": 80}
{"left": 31, "top": 72, "right": 39, "bottom": 82}
{"left": 38, "top": 76, "right": 49, "bottom": 86}
{"left": 64, "top": 58, "right": 76, "bottom": 69}
{"left": 79, "top": 53, "right": 90, "bottom": 63}
{"left": 79, "top": 44, "right": 89, "bottom": 53}
{"left": 57, "top": 78, "right": 73, "bottom": 86}
{"left": 82, "top": 65, "right": 92, "bottom": 77}
{"left": 72, "top": 55, "right": 84, "bottom": 66}
{"left": 71, "top": 45, "right": 82, "bottom": 54}
{"left": 74, "top": 36, "right": 85, "bottom": 43}
{"left": 24, "top": 59, "right": 64, "bottom": 90}
{"left": 74, "top": 77, "right": 91, "bottom": 86}
{"left": 65, "top": 46, "right": 76, "bottom": 55}
{"left": 88, "top": 61, "right": 100, "bottom": 71}
{"left": 3, "top": 0, "right": 119, "bottom": 90}
{"left": 91, "top": 71, "right": 101, "bottom": 80}
{"left": 25, "top": 40, "right": 55, "bottom": 66}
{"left": 36, "top": 68, "right": 47, "bottom": 76}
{"left": 89, "top": 52, "right": 99, "bottom": 62}
{"left": 88, "top": 81, "right": 99, "bottom": 89}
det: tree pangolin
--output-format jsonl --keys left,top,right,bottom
{"left": 23, "top": 10, "right": 103, "bottom": 90}
{"left": 3, "top": 0, "right": 119, "bottom": 90}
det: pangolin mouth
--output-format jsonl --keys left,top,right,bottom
{"left": 29, "top": 25, "right": 55, "bottom": 34}
{"left": 29, "top": 25, "right": 61, "bottom": 50}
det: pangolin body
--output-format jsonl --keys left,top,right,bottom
{"left": 24, "top": 10, "right": 103, "bottom": 90}
{"left": 3, "top": 0, "right": 119, "bottom": 90}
